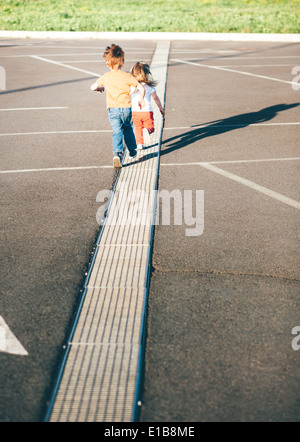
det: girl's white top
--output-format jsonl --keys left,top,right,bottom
{"left": 130, "top": 83, "right": 156, "bottom": 112}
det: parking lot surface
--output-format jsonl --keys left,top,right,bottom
{"left": 0, "top": 37, "right": 299, "bottom": 422}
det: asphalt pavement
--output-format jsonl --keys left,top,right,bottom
{"left": 0, "top": 37, "right": 299, "bottom": 422}
{"left": 141, "top": 39, "right": 300, "bottom": 422}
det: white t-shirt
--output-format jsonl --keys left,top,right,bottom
{"left": 130, "top": 83, "right": 156, "bottom": 112}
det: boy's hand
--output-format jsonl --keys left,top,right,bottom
{"left": 90, "top": 82, "right": 104, "bottom": 93}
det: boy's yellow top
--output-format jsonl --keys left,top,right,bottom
{"left": 97, "top": 70, "right": 139, "bottom": 109}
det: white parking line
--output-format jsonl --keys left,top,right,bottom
{"left": 3, "top": 46, "right": 153, "bottom": 50}
{"left": 160, "top": 158, "right": 300, "bottom": 209}
{"left": 2, "top": 158, "right": 298, "bottom": 176}
{"left": 58, "top": 59, "right": 144, "bottom": 63}
{"left": 172, "top": 49, "right": 239, "bottom": 54}
{"left": 201, "top": 163, "right": 300, "bottom": 209}
{"left": 0, "top": 315, "right": 28, "bottom": 356}
{"left": 164, "top": 122, "right": 300, "bottom": 131}
{"left": 0, "top": 107, "right": 67, "bottom": 112}
{"left": 0, "top": 129, "right": 112, "bottom": 137}
{"left": 172, "top": 58, "right": 299, "bottom": 87}
{"left": 1, "top": 122, "right": 298, "bottom": 137}
{"left": 161, "top": 157, "right": 300, "bottom": 166}
{"left": 0, "top": 53, "right": 100, "bottom": 58}
{"left": 1, "top": 53, "right": 299, "bottom": 60}
{"left": 172, "top": 55, "right": 300, "bottom": 59}
{"left": 0, "top": 165, "right": 113, "bottom": 174}
{"left": 0, "top": 51, "right": 153, "bottom": 58}
{"left": 31, "top": 55, "right": 100, "bottom": 77}
{"left": 217, "top": 64, "right": 297, "bottom": 68}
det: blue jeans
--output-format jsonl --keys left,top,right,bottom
{"left": 108, "top": 108, "right": 137, "bottom": 156}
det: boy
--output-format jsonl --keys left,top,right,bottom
{"left": 90, "top": 44, "right": 145, "bottom": 168}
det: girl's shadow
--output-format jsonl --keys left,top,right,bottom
{"left": 156, "top": 103, "right": 300, "bottom": 157}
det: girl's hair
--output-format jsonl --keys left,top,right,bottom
{"left": 103, "top": 44, "right": 124, "bottom": 69}
{"left": 131, "top": 62, "right": 157, "bottom": 87}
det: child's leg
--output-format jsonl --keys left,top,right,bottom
{"left": 141, "top": 111, "right": 154, "bottom": 145}
{"left": 143, "top": 111, "right": 155, "bottom": 135}
{"left": 121, "top": 108, "right": 137, "bottom": 155}
{"left": 108, "top": 108, "right": 125, "bottom": 155}
{"left": 132, "top": 112, "right": 144, "bottom": 146}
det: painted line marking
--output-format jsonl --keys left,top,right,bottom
{"left": 161, "top": 157, "right": 300, "bottom": 166}
{"left": 0, "top": 129, "right": 112, "bottom": 137}
{"left": 216, "top": 64, "right": 298, "bottom": 68}
{"left": 58, "top": 59, "right": 144, "bottom": 63}
{"left": 0, "top": 165, "right": 113, "bottom": 174}
{"left": 31, "top": 55, "right": 100, "bottom": 77}
{"left": 1, "top": 121, "right": 298, "bottom": 137}
{"left": 0, "top": 53, "right": 101, "bottom": 58}
{"left": 0, "top": 107, "right": 67, "bottom": 112}
{"left": 0, "top": 315, "right": 28, "bottom": 356}
{"left": 0, "top": 51, "right": 154, "bottom": 58}
{"left": 2, "top": 158, "right": 298, "bottom": 176}
{"left": 172, "top": 58, "right": 299, "bottom": 87}
{"left": 171, "top": 55, "right": 300, "bottom": 59}
{"left": 172, "top": 49, "right": 239, "bottom": 54}
{"left": 200, "top": 163, "right": 300, "bottom": 209}
{"left": 164, "top": 122, "right": 300, "bottom": 130}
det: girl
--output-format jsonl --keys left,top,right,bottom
{"left": 130, "top": 62, "right": 165, "bottom": 149}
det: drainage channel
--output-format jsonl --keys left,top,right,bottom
{"left": 45, "top": 41, "right": 170, "bottom": 422}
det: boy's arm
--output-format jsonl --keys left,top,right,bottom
{"left": 90, "top": 80, "right": 105, "bottom": 93}
{"left": 136, "top": 83, "right": 146, "bottom": 109}
{"left": 152, "top": 91, "right": 165, "bottom": 116}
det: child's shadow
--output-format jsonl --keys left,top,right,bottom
{"left": 142, "top": 103, "right": 299, "bottom": 160}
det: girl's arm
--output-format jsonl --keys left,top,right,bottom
{"left": 130, "top": 85, "right": 138, "bottom": 94}
{"left": 137, "top": 83, "right": 146, "bottom": 109}
{"left": 152, "top": 91, "right": 165, "bottom": 116}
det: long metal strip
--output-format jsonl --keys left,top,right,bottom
{"left": 46, "top": 41, "right": 170, "bottom": 422}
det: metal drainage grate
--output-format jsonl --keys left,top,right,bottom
{"left": 47, "top": 41, "right": 170, "bottom": 422}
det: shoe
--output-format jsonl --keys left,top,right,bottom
{"left": 113, "top": 153, "right": 122, "bottom": 168}
{"left": 143, "top": 128, "right": 151, "bottom": 145}
{"left": 129, "top": 150, "right": 137, "bottom": 159}
{"left": 137, "top": 144, "right": 143, "bottom": 150}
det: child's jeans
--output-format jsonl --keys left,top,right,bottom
{"left": 108, "top": 108, "right": 137, "bottom": 156}
{"left": 132, "top": 111, "right": 155, "bottom": 145}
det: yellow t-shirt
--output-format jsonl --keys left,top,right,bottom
{"left": 97, "top": 70, "right": 139, "bottom": 109}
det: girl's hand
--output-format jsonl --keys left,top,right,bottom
{"left": 139, "top": 99, "right": 146, "bottom": 109}
{"left": 160, "top": 108, "right": 165, "bottom": 117}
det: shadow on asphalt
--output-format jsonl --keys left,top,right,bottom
{"left": 159, "top": 103, "right": 300, "bottom": 156}
{"left": 0, "top": 76, "right": 97, "bottom": 95}
{"left": 122, "top": 103, "right": 299, "bottom": 166}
